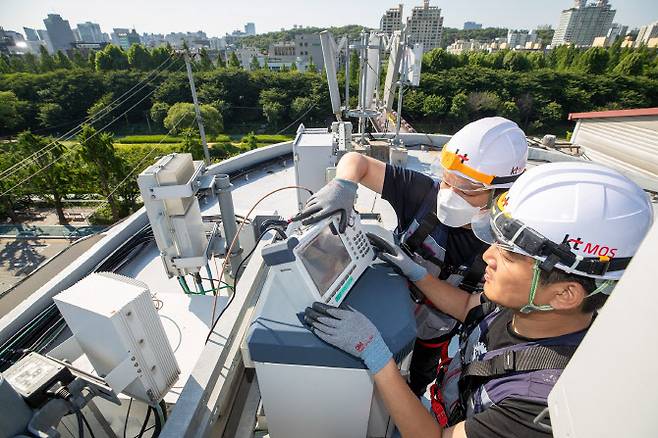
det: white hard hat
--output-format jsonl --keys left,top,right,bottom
{"left": 472, "top": 161, "right": 654, "bottom": 280}
{"left": 438, "top": 117, "right": 528, "bottom": 190}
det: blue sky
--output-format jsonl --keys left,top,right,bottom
{"left": 1, "top": 0, "right": 655, "bottom": 37}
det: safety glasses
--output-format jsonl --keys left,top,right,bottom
{"left": 471, "top": 192, "right": 630, "bottom": 277}
{"left": 440, "top": 149, "right": 522, "bottom": 187}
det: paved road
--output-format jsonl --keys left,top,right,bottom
{"left": 0, "top": 234, "right": 105, "bottom": 317}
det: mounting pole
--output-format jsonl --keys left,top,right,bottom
{"left": 183, "top": 51, "right": 211, "bottom": 164}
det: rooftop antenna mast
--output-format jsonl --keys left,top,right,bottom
{"left": 346, "top": 30, "right": 381, "bottom": 145}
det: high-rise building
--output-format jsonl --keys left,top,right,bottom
{"left": 463, "top": 22, "right": 482, "bottom": 30}
{"left": 551, "top": 0, "right": 616, "bottom": 47}
{"left": 407, "top": 0, "right": 444, "bottom": 52}
{"left": 23, "top": 27, "right": 39, "bottom": 42}
{"left": 43, "top": 13, "right": 76, "bottom": 52}
{"left": 635, "top": 21, "right": 658, "bottom": 47}
{"left": 380, "top": 4, "right": 403, "bottom": 36}
{"left": 507, "top": 29, "right": 538, "bottom": 48}
{"left": 77, "top": 22, "right": 104, "bottom": 43}
{"left": 36, "top": 29, "right": 54, "bottom": 53}
{"left": 112, "top": 28, "right": 141, "bottom": 50}
{"left": 245, "top": 22, "right": 256, "bottom": 36}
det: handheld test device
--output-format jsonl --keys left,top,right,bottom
{"left": 261, "top": 212, "right": 374, "bottom": 307}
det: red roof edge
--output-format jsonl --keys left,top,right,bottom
{"left": 568, "top": 107, "right": 658, "bottom": 121}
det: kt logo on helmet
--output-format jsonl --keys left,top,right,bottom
{"left": 562, "top": 234, "right": 617, "bottom": 258}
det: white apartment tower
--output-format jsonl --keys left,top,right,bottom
{"left": 551, "top": 0, "right": 616, "bottom": 47}
{"left": 635, "top": 21, "right": 658, "bottom": 47}
{"left": 380, "top": 4, "right": 403, "bottom": 36}
{"left": 406, "top": 0, "right": 444, "bottom": 52}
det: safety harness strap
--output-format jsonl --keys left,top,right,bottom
{"left": 462, "top": 345, "right": 577, "bottom": 378}
{"left": 403, "top": 211, "right": 441, "bottom": 259}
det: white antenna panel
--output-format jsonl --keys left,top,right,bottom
{"left": 54, "top": 273, "right": 180, "bottom": 404}
{"left": 320, "top": 31, "right": 341, "bottom": 116}
{"left": 383, "top": 32, "right": 402, "bottom": 111}
{"left": 401, "top": 43, "right": 423, "bottom": 87}
{"left": 364, "top": 33, "right": 381, "bottom": 110}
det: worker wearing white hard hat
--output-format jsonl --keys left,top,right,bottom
{"left": 304, "top": 161, "right": 654, "bottom": 438}
{"left": 295, "top": 117, "right": 529, "bottom": 397}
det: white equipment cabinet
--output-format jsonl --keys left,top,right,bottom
{"left": 54, "top": 273, "right": 180, "bottom": 404}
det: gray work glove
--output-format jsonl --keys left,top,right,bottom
{"left": 304, "top": 302, "right": 392, "bottom": 374}
{"left": 292, "top": 178, "right": 357, "bottom": 233}
{"left": 366, "top": 233, "right": 428, "bottom": 282}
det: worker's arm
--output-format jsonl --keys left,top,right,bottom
{"left": 335, "top": 151, "right": 386, "bottom": 194}
{"left": 293, "top": 152, "right": 385, "bottom": 231}
{"left": 367, "top": 233, "right": 482, "bottom": 323}
{"left": 413, "top": 274, "right": 482, "bottom": 323}
{"left": 373, "top": 360, "right": 467, "bottom": 438}
{"left": 304, "top": 304, "right": 469, "bottom": 438}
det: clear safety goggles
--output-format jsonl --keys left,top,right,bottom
{"left": 470, "top": 192, "right": 630, "bottom": 277}
{"left": 438, "top": 148, "right": 523, "bottom": 188}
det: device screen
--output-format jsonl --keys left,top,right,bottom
{"left": 299, "top": 225, "right": 351, "bottom": 297}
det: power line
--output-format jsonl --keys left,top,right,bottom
{"left": 0, "top": 54, "right": 178, "bottom": 182}
{"left": 82, "top": 115, "right": 193, "bottom": 221}
{"left": 0, "top": 63, "right": 186, "bottom": 198}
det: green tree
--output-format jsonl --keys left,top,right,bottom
{"left": 87, "top": 93, "right": 114, "bottom": 119}
{"left": 228, "top": 52, "right": 241, "bottom": 69}
{"left": 163, "top": 102, "right": 223, "bottom": 134}
{"left": 127, "top": 44, "right": 153, "bottom": 70}
{"left": 291, "top": 96, "right": 316, "bottom": 117}
{"left": 499, "top": 100, "right": 520, "bottom": 122}
{"left": 0, "top": 56, "right": 10, "bottom": 73}
{"left": 402, "top": 90, "right": 426, "bottom": 119}
{"left": 37, "top": 103, "right": 65, "bottom": 128}
{"left": 95, "top": 44, "right": 129, "bottom": 71}
{"left": 54, "top": 51, "right": 72, "bottom": 69}
{"left": 307, "top": 57, "right": 318, "bottom": 73}
{"left": 39, "top": 46, "right": 56, "bottom": 72}
{"left": 216, "top": 53, "right": 226, "bottom": 68}
{"left": 197, "top": 48, "right": 214, "bottom": 71}
{"left": 16, "top": 132, "right": 72, "bottom": 224}
{"left": 259, "top": 88, "right": 287, "bottom": 127}
{"left": 423, "top": 48, "right": 461, "bottom": 72}
{"left": 422, "top": 95, "right": 448, "bottom": 118}
{"left": 290, "top": 62, "right": 298, "bottom": 71}
{"left": 0, "top": 91, "right": 26, "bottom": 132}
{"left": 466, "top": 91, "right": 501, "bottom": 118}
{"left": 502, "top": 51, "right": 531, "bottom": 71}
{"left": 180, "top": 128, "right": 205, "bottom": 160}
{"left": 575, "top": 47, "right": 609, "bottom": 74}
{"left": 151, "top": 46, "right": 171, "bottom": 68}
{"left": 613, "top": 52, "right": 645, "bottom": 75}
{"left": 23, "top": 53, "right": 40, "bottom": 73}
{"left": 249, "top": 56, "right": 261, "bottom": 71}
{"left": 77, "top": 125, "right": 123, "bottom": 221}
{"left": 449, "top": 92, "right": 469, "bottom": 122}
{"left": 149, "top": 101, "right": 170, "bottom": 127}
{"left": 87, "top": 51, "right": 97, "bottom": 69}
{"left": 538, "top": 101, "right": 563, "bottom": 126}
{"left": 241, "top": 131, "right": 258, "bottom": 150}
{"left": 349, "top": 50, "right": 360, "bottom": 88}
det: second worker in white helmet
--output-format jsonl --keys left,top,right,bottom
{"left": 294, "top": 116, "right": 529, "bottom": 396}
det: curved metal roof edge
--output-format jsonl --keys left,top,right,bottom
{"left": 569, "top": 107, "right": 658, "bottom": 121}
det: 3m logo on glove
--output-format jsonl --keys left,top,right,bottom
{"left": 562, "top": 234, "right": 618, "bottom": 258}
{"left": 355, "top": 335, "right": 374, "bottom": 353}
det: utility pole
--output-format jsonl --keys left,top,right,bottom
{"left": 183, "top": 51, "right": 211, "bottom": 164}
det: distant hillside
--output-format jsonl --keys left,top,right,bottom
{"left": 237, "top": 25, "right": 370, "bottom": 51}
